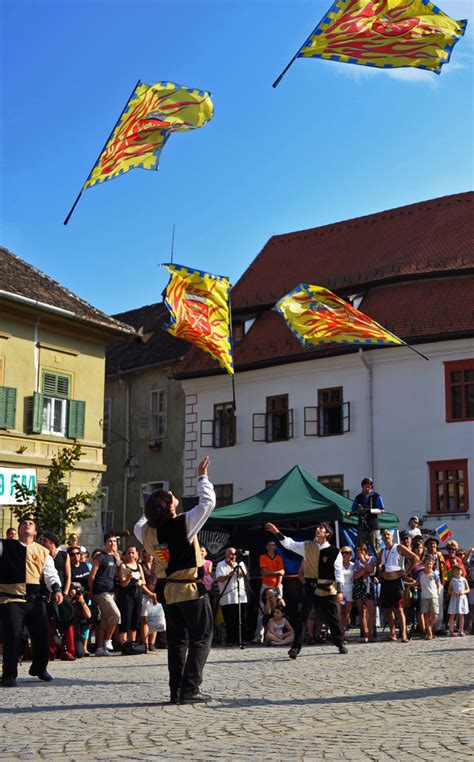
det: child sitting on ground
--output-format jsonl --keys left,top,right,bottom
{"left": 264, "top": 605, "right": 294, "bottom": 646}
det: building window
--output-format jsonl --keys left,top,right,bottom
{"left": 100, "top": 487, "right": 114, "bottom": 535}
{"left": 140, "top": 480, "right": 169, "bottom": 509}
{"left": 444, "top": 360, "right": 474, "bottom": 422}
{"left": 150, "top": 389, "right": 167, "bottom": 440}
{"left": 103, "top": 398, "right": 112, "bottom": 444}
{"left": 304, "top": 388, "right": 350, "bottom": 437}
{"left": 41, "top": 371, "right": 71, "bottom": 436}
{"left": 428, "top": 459, "right": 469, "bottom": 514}
{"left": 318, "top": 474, "right": 345, "bottom": 495}
{"left": 200, "top": 403, "right": 236, "bottom": 448}
{"left": 215, "top": 484, "right": 233, "bottom": 507}
{"left": 253, "top": 395, "right": 293, "bottom": 443}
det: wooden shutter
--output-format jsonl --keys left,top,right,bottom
{"left": 342, "top": 401, "right": 351, "bottom": 433}
{"left": 68, "top": 400, "right": 86, "bottom": 438}
{"left": 252, "top": 413, "right": 266, "bottom": 442}
{"left": 200, "top": 419, "right": 214, "bottom": 448}
{"left": 32, "top": 392, "right": 44, "bottom": 433}
{"left": 42, "top": 371, "right": 71, "bottom": 398}
{"left": 304, "top": 406, "right": 318, "bottom": 436}
{"left": 0, "top": 386, "right": 17, "bottom": 429}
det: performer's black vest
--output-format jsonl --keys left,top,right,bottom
{"left": 0, "top": 540, "right": 49, "bottom": 602}
{"left": 305, "top": 543, "right": 339, "bottom": 597}
{"left": 142, "top": 514, "right": 202, "bottom": 605}
{"left": 354, "top": 491, "right": 381, "bottom": 530}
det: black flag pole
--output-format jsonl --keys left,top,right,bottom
{"left": 272, "top": 13, "right": 326, "bottom": 88}
{"left": 63, "top": 79, "right": 141, "bottom": 225}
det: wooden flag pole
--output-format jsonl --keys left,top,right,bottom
{"left": 63, "top": 79, "right": 141, "bottom": 225}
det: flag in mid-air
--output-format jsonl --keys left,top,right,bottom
{"left": 296, "top": 0, "right": 467, "bottom": 74}
{"left": 163, "top": 263, "right": 234, "bottom": 375}
{"left": 274, "top": 284, "right": 403, "bottom": 348}
{"left": 436, "top": 523, "right": 453, "bottom": 543}
{"left": 83, "top": 81, "right": 214, "bottom": 190}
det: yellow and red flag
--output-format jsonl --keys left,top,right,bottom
{"left": 296, "top": 0, "right": 467, "bottom": 74}
{"left": 163, "top": 263, "right": 234, "bottom": 375}
{"left": 83, "top": 81, "right": 214, "bottom": 190}
{"left": 274, "top": 284, "right": 403, "bottom": 348}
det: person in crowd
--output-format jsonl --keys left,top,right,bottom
{"left": 68, "top": 582, "right": 92, "bottom": 656}
{"left": 444, "top": 541, "right": 467, "bottom": 581}
{"left": 0, "top": 517, "right": 63, "bottom": 687}
{"left": 5, "top": 528, "right": 17, "bottom": 540}
{"left": 69, "top": 546, "right": 91, "bottom": 587}
{"left": 353, "top": 544, "right": 377, "bottom": 642}
{"left": 261, "top": 587, "right": 285, "bottom": 635}
{"left": 140, "top": 549, "right": 159, "bottom": 650}
{"left": 466, "top": 548, "right": 474, "bottom": 635}
{"left": 447, "top": 563, "right": 470, "bottom": 637}
{"left": 216, "top": 547, "right": 248, "bottom": 646}
{"left": 81, "top": 547, "right": 92, "bottom": 570}
{"left": 67, "top": 533, "right": 79, "bottom": 549}
{"left": 200, "top": 545, "right": 214, "bottom": 597}
{"left": 424, "top": 535, "right": 447, "bottom": 632}
{"left": 134, "top": 456, "right": 216, "bottom": 704}
{"left": 406, "top": 516, "right": 422, "bottom": 540}
{"left": 348, "top": 478, "right": 384, "bottom": 554}
{"left": 38, "top": 530, "right": 74, "bottom": 660}
{"left": 416, "top": 556, "right": 441, "bottom": 640}
{"left": 265, "top": 521, "right": 347, "bottom": 657}
{"left": 400, "top": 531, "right": 411, "bottom": 550}
{"left": 406, "top": 538, "right": 426, "bottom": 637}
{"left": 117, "top": 545, "right": 149, "bottom": 647}
{"left": 88, "top": 533, "right": 122, "bottom": 657}
{"left": 339, "top": 546, "right": 354, "bottom": 638}
{"left": 253, "top": 539, "right": 285, "bottom": 643}
{"left": 264, "top": 605, "right": 294, "bottom": 646}
{"left": 378, "top": 529, "right": 418, "bottom": 643}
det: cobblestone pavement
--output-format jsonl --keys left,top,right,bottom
{"left": 0, "top": 635, "right": 473, "bottom": 761}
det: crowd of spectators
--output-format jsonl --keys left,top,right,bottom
{"left": 1, "top": 526, "right": 473, "bottom": 667}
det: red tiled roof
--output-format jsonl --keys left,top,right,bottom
{"left": 0, "top": 246, "right": 134, "bottom": 336}
{"left": 232, "top": 192, "right": 474, "bottom": 310}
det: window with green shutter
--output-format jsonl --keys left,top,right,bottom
{"left": 42, "top": 371, "right": 71, "bottom": 398}
{"left": 68, "top": 400, "right": 86, "bottom": 439}
{"left": 0, "top": 386, "right": 17, "bottom": 429}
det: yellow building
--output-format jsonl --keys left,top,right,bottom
{"left": 0, "top": 246, "right": 134, "bottom": 545}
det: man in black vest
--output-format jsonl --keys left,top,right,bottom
{"left": 0, "top": 517, "right": 63, "bottom": 687}
{"left": 134, "top": 456, "right": 216, "bottom": 704}
{"left": 348, "top": 477, "right": 385, "bottom": 554}
{"left": 265, "top": 521, "right": 347, "bottom": 658}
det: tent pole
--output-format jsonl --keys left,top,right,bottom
{"left": 335, "top": 520, "right": 340, "bottom": 548}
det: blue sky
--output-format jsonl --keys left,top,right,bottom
{"left": 1, "top": 0, "right": 472, "bottom": 316}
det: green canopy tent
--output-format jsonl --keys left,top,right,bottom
{"left": 206, "top": 465, "right": 399, "bottom": 546}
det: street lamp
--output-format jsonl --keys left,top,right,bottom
{"left": 124, "top": 455, "right": 140, "bottom": 481}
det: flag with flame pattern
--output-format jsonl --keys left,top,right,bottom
{"left": 274, "top": 284, "right": 404, "bottom": 348}
{"left": 163, "top": 263, "right": 234, "bottom": 375}
{"left": 297, "top": 0, "right": 466, "bottom": 74}
{"left": 83, "top": 81, "right": 214, "bottom": 190}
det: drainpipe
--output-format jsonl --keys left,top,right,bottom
{"left": 34, "top": 320, "right": 40, "bottom": 391}
{"left": 122, "top": 381, "right": 131, "bottom": 532}
{"left": 358, "top": 349, "right": 374, "bottom": 480}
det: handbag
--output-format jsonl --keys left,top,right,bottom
{"left": 121, "top": 641, "right": 147, "bottom": 656}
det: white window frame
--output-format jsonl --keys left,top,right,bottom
{"left": 100, "top": 487, "right": 114, "bottom": 536}
{"left": 42, "top": 396, "right": 67, "bottom": 436}
{"left": 149, "top": 389, "right": 167, "bottom": 441}
{"left": 140, "top": 480, "right": 170, "bottom": 508}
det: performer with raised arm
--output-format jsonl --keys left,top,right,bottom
{"left": 265, "top": 521, "right": 347, "bottom": 658}
{"left": 134, "top": 457, "right": 216, "bottom": 704}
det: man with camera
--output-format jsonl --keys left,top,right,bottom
{"left": 216, "top": 547, "right": 248, "bottom": 646}
{"left": 348, "top": 477, "right": 385, "bottom": 554}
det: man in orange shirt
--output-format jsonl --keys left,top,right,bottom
{"left": 253, "top": 540, "right": 285, "bottom": 643}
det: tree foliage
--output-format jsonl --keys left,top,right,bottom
{"left": 13, "top": 444, "right": 98, "bottom": 542}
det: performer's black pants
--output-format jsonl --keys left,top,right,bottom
{"left": 0, "top": 600, "right": 49, "bottom": 680}
{"left": 164, "top": 595, "right": 213, "bottom": 699}
{"left": 292, "top": 585, "right": 344, "bottom": 652}
{"left": 221, "top": 602, "right": 247, "bottom": 645}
